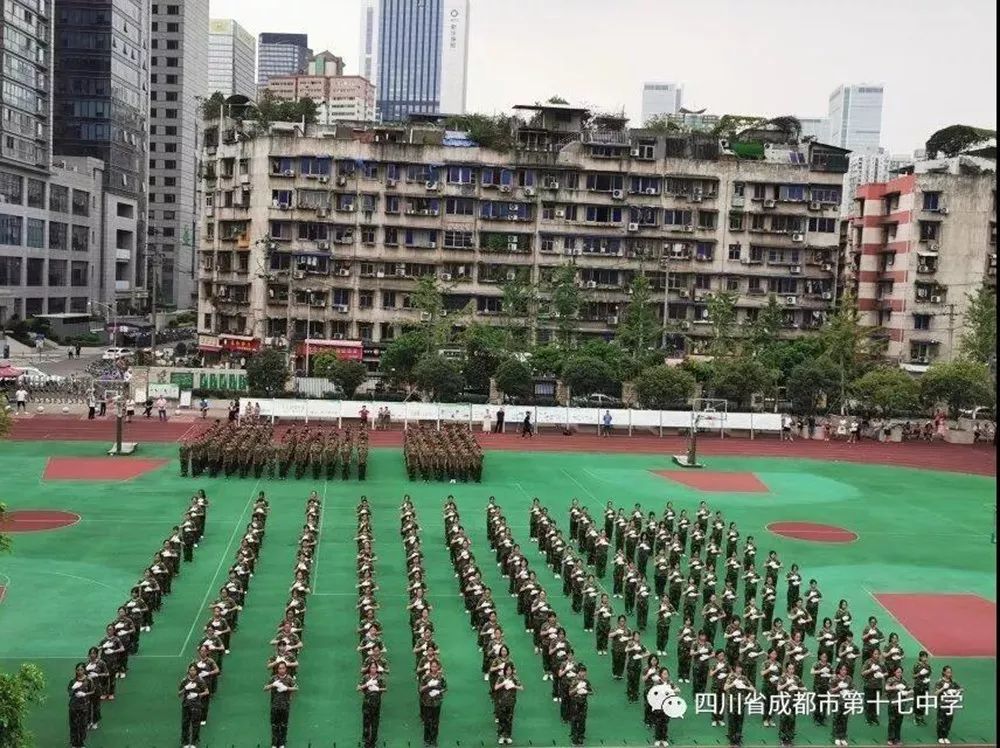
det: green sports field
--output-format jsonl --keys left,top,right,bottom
{"left": 0, "top": 440, "right": 995, "bottom": 747}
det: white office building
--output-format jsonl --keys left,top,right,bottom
{"left": 208, "top": 19, "right": 257, "bottom": 98}
{"left": 799, "top": 117, "right": 830, "bottom": 143}
{"left": 828, "top": 84, "right": 884, "bottom": 154}
{"left": 641, "top": 82, "right": 683, "bottom": 124}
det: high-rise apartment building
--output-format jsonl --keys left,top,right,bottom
{"left": 148, "top": 0, "right": 209, "bottom": 310}
{"left": 1, "top": 0, "right": 50, "bottom": 171}
{"left": 841, "top": 150, "right": 891, "bottom": 216}
{"left": 208, "top": 19, "right": 257, "bottom": 98}
{"left": 640, "top": 83, "right": 683, "bottom": 124}
{"left": 846, "top": 156, "right": 996, "bottom": 367}
{"left": 195, "top": 105, "right": 848, "bottom": 369}
{"left": 257, "top": 32, "right": 310, "bottom": 88}
{"left": 828, "top": 84, "right": 884, "bottom": 154}
{"left": 52, "top": 0, "right": 150, "bottom": 312}
{"left": 265, "top": 52, "right": 375, "bottom": 123}
{"left": 798, "top": 117, "right": 830, "bottom": 143}
{"left": 359, "top": 0, "right": 470, "bottom": 121}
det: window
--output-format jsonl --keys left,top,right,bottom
{"left": 27, "top": 178, "right": 45, "bottom": 208}
{"left": 585, "top": 206, "right": 622, "bottom": 224}
{"left": 72, "top": 225, "right": 89, "bottom": 252}
{"left": 752, "top": 184, "right": 767, "bottom": 200}
{"left": 778, "top": 184, "right": 807, "bottom": 202}
{"left": 663, "top": 210, "right": 692, "bottom": 226}
{"left": 729, "top": 212, "right": 744, "bottom": 231}
{"left": 807, "top": 217, "right": 836, "bottom": 233}
{"left": 48, "top": 259, "right": 67, "bottom": 286}
{"left": 0, "top": 172, "right": 24, "bottom": 204}
{"left": 48, "top": 221, "right": 67, "bottom": 250}
{"left": 913, "top": 314, "right": 931, "bottom": 331}
{"left": 445, "top": 197, "right": 474, "bottom": 216}
{"left": 811, "top": 186, "right": 840, "bottom": 204}
{"left": 72, "top": 189, "right": 90, "bottom": 216}
{"left": 0, "top": 214, "right": 22, "bottom": 245}
{"left": 733, "top": 182, "right": 745, "bottom": 197}
{"left": 359, "top": 290, "right": 374, "bottom": 310}
{"left": 919, "top": 221, "right": 940, "bottom": 242}
{"left": 728, "top": 243, "right": 742, "bottom": 261}
{"left": 48, "top": 297, "right": 67, "bottom": 314}
{"left": 922, "top": 192, "right": 941, "bottom": 211}
{"left": 26, "top": 258, "right": 43, "bottom": 286}
{"left": 0, "top": 256, "right": 22, "bottom": 284}
{"left": 49, "top": 184, "right": 69, "bottom": 212}
{"left": 726, "top": 277, "right": 739, "bottom": 291}
{"left": 26, "top": 218, "right": 44, "bottom": 248}
{"left": 697, "top": 211, "right": 717, "bottom": 230}
{"left": 446, "top": 166, "right": 473, "bottom": 184}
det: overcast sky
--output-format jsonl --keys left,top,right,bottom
{"left": 209, "top": 0, "right": 997, "bottom": 153}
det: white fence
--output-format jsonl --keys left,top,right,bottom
{"left": 249, "top": 398, "right": 783, "bottom": 437}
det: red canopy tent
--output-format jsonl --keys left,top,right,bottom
{"left": 0, "top": 364, "right": 24, "bottom": 379}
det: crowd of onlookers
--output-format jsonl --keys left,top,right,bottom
{"left": 781, "top": 412, "right": 996, "bottom": 445}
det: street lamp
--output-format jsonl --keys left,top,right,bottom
{"left": 89, "top": 300, "right": 118, "bottom": 347}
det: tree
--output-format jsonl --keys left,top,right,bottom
{"left": 296, "top": 97, "right": 319, "bottom": 125}
{"left": 616, "top": 274, "right": 662, "bottom": 367}
{"left": 786, "top": 359, "right": 840, "bottom": 415}
{"left": 758, "top": 337, "right": 825, "bottom": 381}
{"left": 634, "top": 365, "right": 696, "bottom": 409}
{"left": 711, "top": 114, "right": 768, "bottom": 140}
{"left": 200, "top": 91, "right": 227, "bottom": 120}
{"left": 919, "top": 360, "right": 995, "bottom": 418}
{"left": 960, "top": 286, "right": 996, "bottom": 365}
{"left": 499, "top": 276, "right": 535, "bottom": 349}
{"left": 413, "top": 353, "right": 464, "bottom": 402}
{"left": 561, "top": 355, "right": 615, "bottom": 398}
{"left": 709, "top": 358, "right": 777, "bottom": 410}
{"left": 529, "top": 344, "right": 565, "bottom": 377}
{"left": 379, "top": 330, "right": 428, "bottom": 390}
{"left": 313, "top": 354, "right": 367, "bottom": 398}
{"left": 746, "top": 294, "right": 786, "bottom": 358}
{"left": 706, "top": 291, "right": 739, "bottom": 356}
{"left": 412, "top": 275, "right": 449, "bottom": 352}
{"left": 443, "top": 113, "right": 521, "bottom": 151}
{"left": 245, "top": 348, "right": 288, "bottom": 397}
{"left": 925, "top": 124, "right": 997, "bottom": 159}
{"left": 0, "top": 406, "right": 10, "bottom": 441}
{"left": 0, "top": 662, "right": 45, "bottom": 748}
{"left": 547, "top": 95, "right": 569, "bottom": 105}
{"left": 851, "top": 368, "right": 921, "bottom": 417}
{"left": 548, "top": 264, "right": 583, "bottom": 345}
{"left": 577, "top": 339, "right": 628, "bottom": 383}
{"left": 494, "top": 358, "right": 532, "bottom": 400}
{"left": 819, "top": 291, "right": 883, "bottom": 411}
{"left": 462, "top": 324, "right": 507, "bottom": 393}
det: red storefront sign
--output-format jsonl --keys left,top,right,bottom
{"left": 219, "top": 335, "right": 261, "bottom": 352}
{"left": 295, "top": 338, "right": 363, "bottom": 361}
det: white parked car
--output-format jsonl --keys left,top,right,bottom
{"left": 102, "top": 347, "right": 134, "bottom": 361}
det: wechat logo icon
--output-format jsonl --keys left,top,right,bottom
{"left": 646, "top": 684, "right": 688, "bottom": 718}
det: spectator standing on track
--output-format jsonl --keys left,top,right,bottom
{"left": 521, "top": 411, "right": 533, "bottom": 438}
{"left": 156, "top": 396, "right": 168, "bottom": 422}
{"left": 125, "top": 397, "right": 135, "bottom": 423}
{"left": 781, "top": 413, "right": 794, "bottom": 441}
{"left": 143, "top": 396, "right": 154, "bottom": 418}
{"left": 493, "top": 406, "right": 505, "bottom": 434}
{"left": 87, "top": 392, "right": 96, "bottom": 419}
{"left": 97, "top": 390, "right": 107, "bottom": 417}
{"left": 199, "top": 397, "right": 209, "bottom": 419}
{"left": 359, "top": 404, "right": 370, "bottom": 427}
{"left": 14, "top": 385, "right": 28, "bottom": 413}
{"left": 601, "top": 410, "right": 613, "bottom": 437}
{"left": 807, "top": 414, "right": 816, "bottom": 439}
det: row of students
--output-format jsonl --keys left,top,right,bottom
{"left": 264, "top": 491, "right": 319, "bottom": 747}
{"left": 569, "top": 497, "right": 966, "bottom": 746}
{"left": 68, "top": 491, "right": 208, "bottom": 748}
{"left": 177, "top": 492, "right": 267, "bottom": 748}
{"left": 487, "top": 497, "right": 595, "bottom": 747}
{"left": 355, "top": 495, "right": 388, "bottom": 748}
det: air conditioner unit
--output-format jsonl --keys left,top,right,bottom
{"left": 386, "top": 178, "right": 397, "bottom": 188}
{"left": 700, "top": 309, "right": 710, "bottom": 320}
{"left": 440, "top": 273, "right": 452, "bottom": 281}
{"left": 719, "top": 139, "right": 730, "bottom": 150}
{"left": 585, "top": 280, "right": 598, "bottom": 289}
{"left": 505, "top": 271, "right": 516, "bottom": 281}
{"left": 763, "top": 199, "right": 777, "bottom": 209}
{"left": 572, "top": 248, "right": 582, "bottom": 256}
{"left": 937, "top": 207, "right": 949, "bottom": 215}
{"left": 318, "top": 176, "right": 330, "bottom": 184}
{"left": 680, "top": 321, "right": 691, "bottom": 330}
{"left": 317, "top": 241, "right": 330, "bottom": 250}
{"left": 791, "top": 233, "right": 805, "bottom": 242}
{"left": 376, "top": 271, "right": 385, "bottom": 278}
{"left": 678, "top": 289, "right": 690, "bottom": 298}
{"left": 425, "top": 181, "right": 439, "bottom": 191}
{"left": 507, "top": 242, "right": 518, "bottom": 252}
{"left": 337, "top": 268, "right": 350, "bottom": 277}
{"left": 931, "top": 295, "right": 942, "bottom": 303}
{"left": 554, "top": 209, "right": 565, "bottom": 218}
{"left": 333, "top": 304, "right": 348, "bottom": 313}
{"left": 332, "top": 333, "right": 345, "bottom": 340}
{"left": 318, "top": 208, "right": 328, "bottom": 218}
{"left": 821, "top": 263, "right": 832, "bottom": 272}
{"left": 419, "top": 312, "right": 432, "bottom": 321}
{"left": 790, "top": 265, "right": 802, "bottom": 274}
{"left": 630, "top": 148, "right": 641, "bottom": 157}
{"left": 740, "top": 257, "right": 750, "bottom": 265}
{"left": 283, "top": 169, "right": 295, "bottom": 177}
{"left": 524, "top": 187, "right": 536, "bottom": 197}
{"left": 690, "top": 194, "right": 703, "bottom": 203}
{"left": 681, "top": 225, "right": 694, "bottom": 233}
{"left": 627, "top": 222, "right": 639, "bottom": 232}
{"left": 293, "top": 271, "right": 306, "bottom": 279}
{"left": 808, "top": 201, "right": 821, "bottom": 211}
{"left": 644, "top": 187, "right": 657, "bottom": 195}
{"left": 499, "top": 184, "right": 512, "bottom": 193}
{"left": 337, "top": 176, "right": 347, "bottom": 186}
{"left": 785, "top": 296, "right": 797, "bottom": 305}
{"left": 822, "top": 292, "right": 832, "bottom": 300}
{"left": 928, "top": 243, "right": 940, "bottom": 252}
{"left": 612, "top": 189, "right": 625, "bottom": 200}
{"left": 608, "top": 315, "right": 620, "bottom": 325}
{"left": 918, "top": 264, "right": 929, "bottom": 273}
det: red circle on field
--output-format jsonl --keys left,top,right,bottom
{"left": 767, "top": 521, "right": 858, "bottom": 544}
{"left": 0, "top": 510, "right": 80, "bottom": 533}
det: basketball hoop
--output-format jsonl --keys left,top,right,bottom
{"left": 674, "top": 398, "right": 728, "bottom": 468}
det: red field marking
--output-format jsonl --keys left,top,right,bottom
{"left": 10, "top": 417, "right": 996, "bottom": 476}
{"left": 43, "top": 457, "right": 168, "bottom": 481}
{"left": 767, "top": 521, "right": 858, "bottom": 543}
{"left": 875, "top": 593, "right": 996, "bottom": 658}
{"left": 0, "top": 510, "right": 80, "bottom": 533}
{"left": 652, "top": 470, "right": 769, "bottom": 492}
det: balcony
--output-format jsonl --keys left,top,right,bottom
{"left": 115, "top": 280, "right": 130, "bottom": 292}
{"left": 115, "top": 249, "right": 131, "bottom": 262}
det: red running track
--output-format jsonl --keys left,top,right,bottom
{"left": 9, "top": 416, "right": 996, "bottom": 476}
